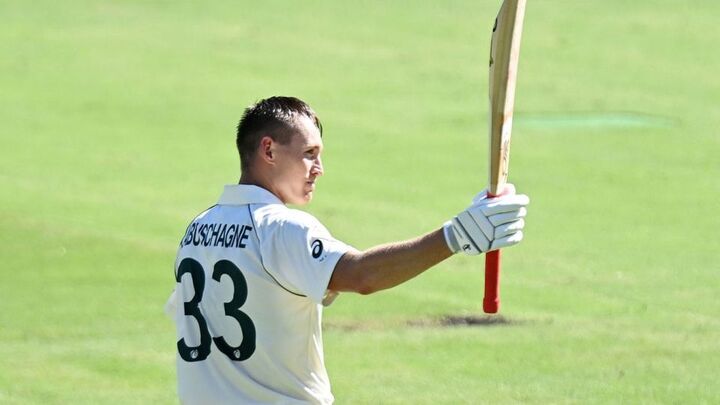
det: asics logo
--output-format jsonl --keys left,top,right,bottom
{"left": 311, "top": 240, "right": 324, "bottom": 259}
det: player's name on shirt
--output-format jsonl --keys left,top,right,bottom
{"left": 180, "top": 222, "right": 253, "bottom": 249}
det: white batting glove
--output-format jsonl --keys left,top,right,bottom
{"left": 443, "top": 184, "right": 529, "bottom": 255}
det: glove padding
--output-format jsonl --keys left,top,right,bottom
{"left": 444, "top": 184, "right": 529, "bottom": 255}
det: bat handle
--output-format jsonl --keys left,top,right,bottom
{"left": 483, "top": 189, "right": 501, "bottom": 313}
{"left": 483, "top": 250, "right": 501, "bottom": 313}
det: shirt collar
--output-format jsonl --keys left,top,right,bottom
{"left": 218, "top": 184, "right": 284, "bottom": 205}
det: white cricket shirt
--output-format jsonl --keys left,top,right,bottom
{"left": 167, "top": 185, "right": 352, "bottom": 404}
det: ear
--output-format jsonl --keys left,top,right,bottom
{"left": 258, "top": 136, "right": 276, "bottom": 164}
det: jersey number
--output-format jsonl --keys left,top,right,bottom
{"left": 175, "top": 258, "right": 256, "bottom": 362}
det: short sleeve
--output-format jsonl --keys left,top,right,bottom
{"left": 260, "top": 210, "right": 352, "bottom": 304}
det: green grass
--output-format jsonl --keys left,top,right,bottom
{"left": 1, "top": 1, "right": 719, "bottom": 403}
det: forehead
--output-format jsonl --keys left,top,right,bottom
{"left": 292, "top": 115, "right": 323, "bottom": 147}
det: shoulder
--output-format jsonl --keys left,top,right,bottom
{"left": 252, "top": 204, "right": 327, "bottom": 234}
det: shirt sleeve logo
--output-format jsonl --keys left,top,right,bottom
{"left": 311, "top": 239, "right": 324, "bottom": 259}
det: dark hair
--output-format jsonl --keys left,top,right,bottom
{"left": 236, "top": 96, "right": 323, "bottom": 171}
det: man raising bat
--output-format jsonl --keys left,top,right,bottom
{"left": 165, "top": 96, "right": 529, "bottom": 404}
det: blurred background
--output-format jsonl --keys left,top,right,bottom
{"left": 1, "top": 1, "right": 718, "bottom": 403}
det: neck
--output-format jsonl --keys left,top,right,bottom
{"left": 239, "top": 172, "right": 258, "bottom": 186}
{"left": 239, "top": 170, "right": 285, "bottom": 204}
{"left": 239, "top": 173, "right": 267, "bottom": 192}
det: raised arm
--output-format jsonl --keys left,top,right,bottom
{"left": 329, "top": 228, "right": 452, "bottom": 295}
{"left": 327, "top": 185, "right": 529, "bottom": 295}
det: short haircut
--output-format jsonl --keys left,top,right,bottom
{"left": 236, "top": 96, "right": 323, "bottom": 171}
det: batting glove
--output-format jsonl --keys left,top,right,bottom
{"left": 443, "top": 184, "right": 529, "bottom": 255}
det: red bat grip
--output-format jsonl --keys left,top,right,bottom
{"left": 483, "top": 190, "right": 502, "bottom": 313}
{"left": 483, "top": 250, "right": 501, "bottom": 313}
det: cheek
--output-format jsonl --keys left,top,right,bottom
{"left": 298, "top": 161, "right": 313, "bottom": 176}
{"left": 293, "top": 161, "right": 311, "bottom": 181}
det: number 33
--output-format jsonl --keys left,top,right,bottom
{"left": 175, "top": 258, "right": 256, "bottom": 362}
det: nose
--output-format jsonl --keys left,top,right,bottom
{"left": 312, "top": 156, "right": 324, "bottom": 176}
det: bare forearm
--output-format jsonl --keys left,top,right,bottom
{"left": 329, "top": 228, "right": 454, "bottom": 294}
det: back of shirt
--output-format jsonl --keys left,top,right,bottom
{"left": 170, "top": 185, "right": 351, "bottom": 404}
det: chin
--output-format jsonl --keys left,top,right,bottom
{"left": 288, "top": 193, "right": 313, "bottom": 206}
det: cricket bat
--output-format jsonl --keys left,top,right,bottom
{"left": 484, "top": 0, "right": 526, "bottom": 314}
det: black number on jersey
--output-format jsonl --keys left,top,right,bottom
{"left": 175, "top": 258, "right": 256, "bottom": 362}
{"left": 175, "top": 259, "right": 211, "bottom": 362}
{"left": 212, "top": 260, "right": 256, "bottom": 361}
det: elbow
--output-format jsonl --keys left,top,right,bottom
{"left": 331, "top": 250, "right": 383, "bottom": 295}
{"left": 355, "top": 279, "right": 378, "bottom": 295}
{"left": 335, "top": 267, "right": 381, "bottom": 295}
{"left": 352, "top": 266, "right": 385, "bottom": 295}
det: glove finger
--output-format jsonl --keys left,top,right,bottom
{"left": 488, "top": 207, "right": 527, "bottom": 226}
{"left": 495, "top": 183, "right": 516, "bottom": 197}
{"left": 494, "top": 219, "right": 525, "bottom": 238}
{"left": 471, "top": 189, "right": 489, "bottom": 205}
{"left": 479, "top": 194, "right": 529, "bottom": 216}
{"left": 454, "top": 213, "right": 490, "bottom": 253}
{"left": 464, "top": 207, "right": 495, "bottom": 240}
{"left": 451, "top": 217, "right": 483, "bottom": 255}
{"left": 489, "top": 231, "right": 524, "bottom": 251}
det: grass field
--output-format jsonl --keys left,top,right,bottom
{"left": 1, "top": 1, "right": 719, "bottom": 403}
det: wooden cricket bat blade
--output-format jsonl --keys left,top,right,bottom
{"left": 483, "top": 0, "right": 526, "bottom": 314}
